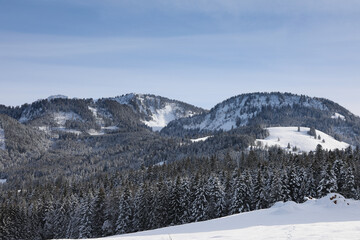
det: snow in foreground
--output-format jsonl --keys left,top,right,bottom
{"left": 256, "top": 127, "right": 349, "bottom": 152}
{"left": 80, "top": 193, "right": 360, "bottom": 240}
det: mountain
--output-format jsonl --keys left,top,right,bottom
{"left": 0, "top": 94, "right": 206, "bottom": 137}
{"left": 77, "top": 193, "right": 360, "bottom": 240}
{"left": 162, "top": 92, "right": 360, "bottom": 145}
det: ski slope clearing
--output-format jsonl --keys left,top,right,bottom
{"left": 78, "top": 194, "right": 360, "bottom": 240}
{"left": 332, "top": 112, "right": 346, "bottom": 121}
{"left": 142, "top": 104, "right": 178, "bottom": 131}
{"left": 256, "top": 127, "right": 349, "bottom": 153}
{"left": 190, "top": 136, "right": 212, "bottom": 143}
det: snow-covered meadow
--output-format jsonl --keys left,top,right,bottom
{"left": 74, "top": 193, "right": 360, "bottom": 240}
{"left": 256, "top": 127, "right": 350, "bottom": 153}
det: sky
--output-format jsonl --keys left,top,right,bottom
{"left": 0, "top": 0, "right": 360, "bottom": 115}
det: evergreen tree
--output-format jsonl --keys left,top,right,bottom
{"left": 168, "top": 177, "right": 183, "bottom": 225}
{"left": 269, "top": 170, "right": 283, "bottom": 202}
{"left": 78, "top": 195, "right": 94, "bottom": 239}
{"left": 253, "top": 170, "right": 269, "bottom": 210}
{"left": 179, "top": 178, "right": 191, "bottom": 224}
{"left": 206, "top": 176, "right": 226, "bottom": 218}
{"left": 288, "top": 167, "right": 301, "bottom": 202}
{"left": 92, "top": 187, "right": 106, "bottom": 237}
{"left": 317, "top": 164, "right": 338, "bottom": 197}
{"left": 116, "top": 189, "right": 133, "bottom": 234}
{"left": 191, "top": 178, "right": 208, "bottom": 222}
{"left": 343, "top": 167, "right": 356, "bottom": 199}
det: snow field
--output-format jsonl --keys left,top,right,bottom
{"left": 256, "top": 127, "right": 349, "bottom": 152}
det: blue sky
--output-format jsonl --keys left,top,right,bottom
{"left": 0, "top": 0, "right": 360, "bottom": 114}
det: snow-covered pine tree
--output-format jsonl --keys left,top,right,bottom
{"left": 78, "top": 194, "right": 94, "bottom": 239}
{"left": 317, "top": 164, "right": 338, "bottom": 197}
{"left": 253, "top": 170, "right": 269, "bottom": 210}
{"left": 269, "top": 170, "right": 283, "bottom": 202}
{"left": 91, "top": 187, "right": 106, "bottom": 237}
{"left": 206, "top": 176, "right": 226, "bottom": 219}
{"left": 116, "top": 188, "right": 133, "bottom": 234}
{"left": 280, "top": 169, "right": 291, "bottom": 202}
{"left": 190, "top": 178, "right": 209, "bottom": 222}
{"left": 168, "top": 177, "right": 183, "bottom": 225}
{"left": 343, "top": 167, "right": 356, "bottom": 199}
{"left": 230, "top": 176, "right": 245, "bottom": 214}
{"left": 132, "top": 183, "right": 152, "bottom": 231}
{"left": 288, "top": 167, "right": 301, "bottom": 202}
{"left": 179, "top": 178, "right": 191, "bottom": 224}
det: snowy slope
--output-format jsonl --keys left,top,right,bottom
{"left": 114, "top": 94, "right": 205, "bottom": 131}
{"left": 256, "top": 127, "right": 350, "bottom": 152}
{"left": 0, "top": 127, "right": 5, "bottom": 150}
{"left": 142, "top": 103, "right": 185, "bottom": 131}
{"left": 77, "top": 193, "right": 360, "bottom": 240}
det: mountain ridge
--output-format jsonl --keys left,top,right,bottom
{"left": 161, "top": 92, "right": 360, "bottom": 146}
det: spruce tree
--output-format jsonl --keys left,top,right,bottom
{"left": 317, "top": 164, "right": 338, "bottom": 197}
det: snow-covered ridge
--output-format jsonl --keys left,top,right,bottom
{"left": 79, "top": 193, "right": 360, "bottom": 240}
{"left": 0, "top": 127, "right": 5, "bottom": 150}
{"left": 256, "top": 127, "right": 350, "bottom": 153}
{"left": 184, "top": 93, "right": 328, "bottom": 131}
{"left": 47, "top": 95, "right": 68, "bottom": 100}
